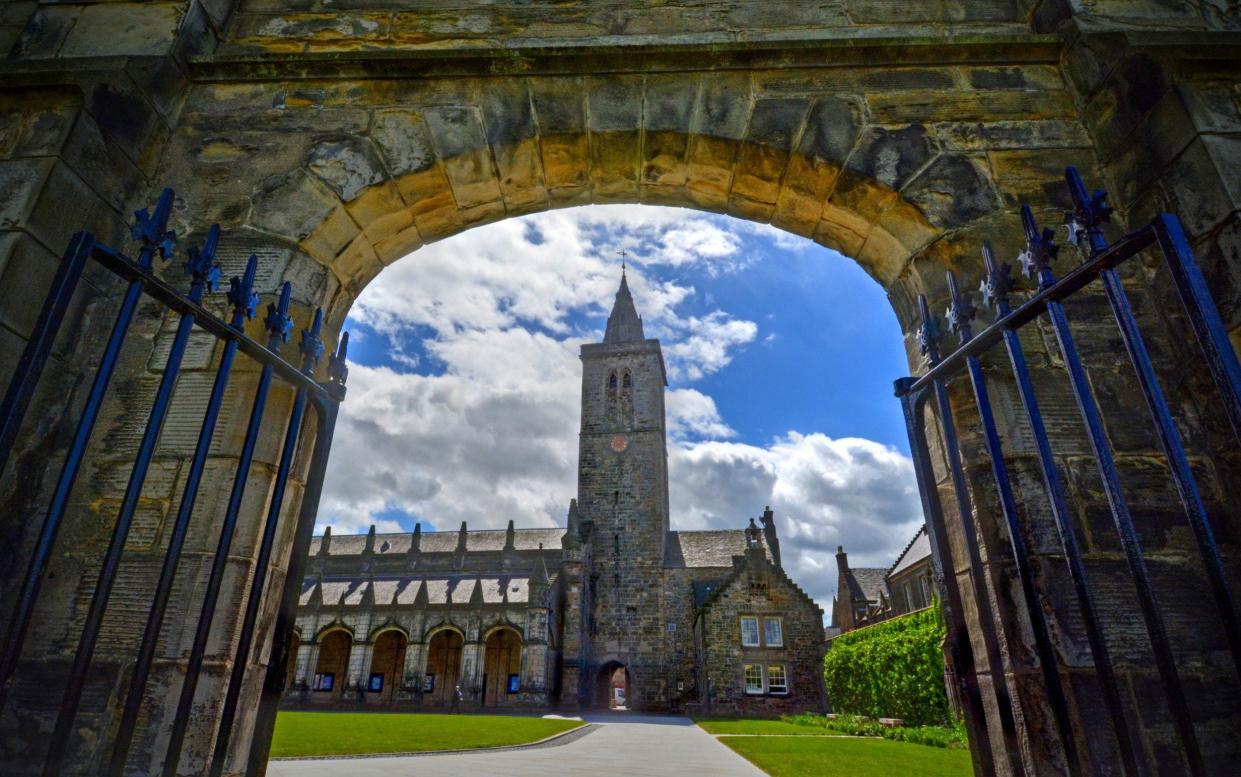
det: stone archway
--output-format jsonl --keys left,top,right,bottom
{"left": 367, "top": 629, "right": 407, "bottom": 703}
{"left": 311, "top": 629, "right": 352, "bottom": 702}
{"left": 424, "top": 628, "right": 465, "bottom": 708}
{"left": 0, "top": 5, "right": 1238, "bottom": 777}
{"left": 593, "top": 662, "right": 631, "bottom": 711}
{"left": 481, "top": 627, "right": 522, "bottom": 708}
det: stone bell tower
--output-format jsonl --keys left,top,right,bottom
{"left": 576, "top": 269, "right": 670, "bottom": 707}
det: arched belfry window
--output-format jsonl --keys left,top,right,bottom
{"left": 608, "top": 371, "right": 618, "bottom": 392}
{"left": 622, "top": 371, "right": 632, "bottom": 390}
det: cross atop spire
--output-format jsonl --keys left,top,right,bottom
{"left": 604, "top": 268, "right": 645, "bottom": 344}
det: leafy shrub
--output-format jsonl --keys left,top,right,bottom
{"left": 781, "top": 712, "right": 968, "bottom": 750}
{"left": 822, "top": 600, "right": 951, "bottom": 726}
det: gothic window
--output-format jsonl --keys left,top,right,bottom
{"left": 608, "top": 371, "right": 618, "bottom": 392}
{"left": 622, "top": 371, "right": 632, "bottom": 390}
{"left": 767, "top": 664, "right": 788, "bottom": 694}
{"left": 740, "top": 617, "right": 760, "bottom": 647}
{"left": 919, "top": 575, "right": 931, "bottom": 607}
{"left": 744, "top": 664, "right": 764, "bottom": 694}
{"left": 763, "top": 617, "right": 783, "bottom": 647}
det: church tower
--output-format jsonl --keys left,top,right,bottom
{"left": 576, "top": 270, "right": 671, "bottom": 707}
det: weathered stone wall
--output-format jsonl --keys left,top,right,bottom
{"left": 697, "top": 554, "right": 827, "bottom": 717}
{"left": 0, "top": 2, "right": 1238, "bottom": 776}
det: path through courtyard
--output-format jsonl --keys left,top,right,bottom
{"left": 267, "top": 713, "right": 767, "bottom": 776}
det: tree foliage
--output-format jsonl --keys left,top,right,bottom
{"left": 823, "top": 601, "right": 950, "bottom": 726}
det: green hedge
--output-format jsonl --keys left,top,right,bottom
{"left": 823, "top": 601, "right": 950, "bottom": 726}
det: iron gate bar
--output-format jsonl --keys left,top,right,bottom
{"left": 1018, "top": 205, "right": 1204, "bottom": 775}
{"left": 943, "top": 270, "right": 1083, "bottom": 776}
{"left": 1152, "top": 214, "right": 1241, "bottom": 445}
{"left": 0, "top": 232, "right": 91, "bottom": 477}
{"left": 979, "top": 242, "right": 1142, "bottom": 775}
{"left": 208, "top": 307, "right": 326, "bottom": 777}
{"left": 1065, "top": 167, "right": 1241, "bottom": 685}
{"left": 903, "top": 227, "right": 1156, "bottom": 397}
{"left": 43, "top": 225, "right": 224, "bottom": 777}
{"left": 163, "top": 281, "right": 296, "bottom": 776}
{"left": 915, "top": 294, "right": 1028, "bottom": 776}
{"left": 894, "top": 381, "right": 997, "bottom": 777}
{"left": 246, "top": 334, "right": 348, "bottom": 777}
{"left": 0, "top": 192, "right": 177, "bottom": 712}
{"left": 107, "top": 254, "right": 261, "bottom": 776}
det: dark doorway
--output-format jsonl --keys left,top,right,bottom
{"left": 482, "top": 628, "right": 522, "bottom": 707}
{"left": 593, "top": 662, "right": 630, "bottom": 710}
{"left": 425, "top": 629, "right": 464, "bottom": 707}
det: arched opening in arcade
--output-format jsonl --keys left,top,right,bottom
{"left": 311, "top": 629, "right": 352, "bottom": 702}
{"left": 424, "top": 628, "right": 465, "bottom": 708}
{"left": 481, "top": 627, "right": 523, "bottom": 708}
{"left": 367, "top": 629, "right": 408, "bottom": 703}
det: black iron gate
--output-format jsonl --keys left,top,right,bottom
{"left": 895, "top": 168, "right": 1241, "bottom": 776}
{"left": 0, "top": 189, "right": 346, "bottom": 776}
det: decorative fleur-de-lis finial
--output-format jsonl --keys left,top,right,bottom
{"left": 299, "top": 308, "right": 325, "bottom": 374}
{"left": 1064, "top": 165, "right": 1111, "bottom": 255}
{"left": 978, "top": 241, "right": 1014, "bottom": 315}
{"left": 227, "top": 254, "right": 261, "bottom": 328}
{"left": 131, "top": 188, "right": 177, "bottom": 269}
{"left": 183, "top": 224, "right": 221, "bottom": 303}
{"left": 327, "top": 331, "right": 350, "bottom": 389}
{"left": 1019, "top": 205, "right": 1059, "bottom": 290}
{"left": 264, "top": 282, "right": 293, "bottom": 350}
{"left": 945, "top": 271, "right": 976, "bottom": 344}
{"left": 916, "top": 294, "right": 942, "bottom": 363}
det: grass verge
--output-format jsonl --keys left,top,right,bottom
{"left": 721, "top": 735, "right": 973, "bottom": 777}
{"left": 693, "top": 717, "right": 838, "bottom": 736}
{"left": 270, "top": 712, "right": 583, "bottom": 758}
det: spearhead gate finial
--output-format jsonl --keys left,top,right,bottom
{"left": 916, "top": 294, "right": 942, "bottom": 363}
{"left": 183, "top": 224, "right": 221, "bottom": 303}
{"left": 1063, "top": 165, "right": 1111, "bottom": 254}
{"left": 978, "top": 241, "right": 1014, "bottom": 316}
{"left": 227, "top": 254, "right": 261, "bottom": 328}
{"left": 327, "top": 331, "right": 350, "bottom": 393}
{"left": 1019, "top": 205, "right": 1059, "bottom": 290}
{"left": 944, "top": 270, "right": 976, "bottom": 345}
{"left": 131, "top": 188, "right": 177, "bottom": 269}
{"left": 264, "top": 282, "right": 294, "bottom": 350}
{"left": 299, "top": 308, "right": 325, "bottom": 374}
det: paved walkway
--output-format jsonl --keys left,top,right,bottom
{"left": 267, "top": 713, "right": 767, "bottom": 777}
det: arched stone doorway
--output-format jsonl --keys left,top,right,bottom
{"left": 481, "top": 627, "right": 522, "bottom": 708}
{"left": 593, "top": 662, "right": 631, "bottom": 711}
{"left": 367, "top": 629, "right": 408, "bottom": 703}
{"left": 1, "top": 7, "right": 1239, "bottom": 776}
{"left": 424, "top": 628, "right": 464, "bottom": 707}
{"left": 312, "top": 630, "right": 352, "bottom": 702}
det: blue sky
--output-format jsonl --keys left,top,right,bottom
{"left": 319, "top": 205, "right": 922, "bottom": 609}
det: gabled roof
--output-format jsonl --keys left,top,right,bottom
{"left": 696, "top": 550, "right": 821, "bottom": 617}
{"left": 888, "top": 525, "right": 931, "bottom": 577}
{"left": 844, "top": 567, "right": 889, "bottom": 605}
{"left": 664, "top": 530, "right": 769, "bottom": 568}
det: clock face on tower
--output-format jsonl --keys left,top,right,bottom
{"left": 610, "top": 434, "right": 629, "bottom": 453}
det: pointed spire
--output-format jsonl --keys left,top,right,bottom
{"left": 318, "top": 526, "right": 331, "bottom": 556}
{"left": 409, "top": 522, "right": 422, "bottom": 554}
{"left": 457, "top": 521, "right": 468, "bottom": 553}
{"left": 603, "top": 270, "right": 645, "bottom": 344}
{"left": 504, "top": 519, "right": 516, "bottom": 551}
{"left": 364, "top": 525, "right": 377, "bottom": 554}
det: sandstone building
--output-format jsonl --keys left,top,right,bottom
{"left": 283, "top": 274, "right": 826, "bottom": 715}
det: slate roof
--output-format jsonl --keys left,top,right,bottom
{"left": 300, "top": 575, "right": 534, "bottom": 606}
{"left": 889, "top": 525, "right": 931, "bottom": 577}
{"left": 844, "top": 567, "right": 889, "bottom": 605}
{"left": 664, "top": 530, "right": 769, "bottom": 568}
{"left": 308, "top": 528, "right": 565, "bottom": 556}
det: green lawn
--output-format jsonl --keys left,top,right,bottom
{"left": 270, "top": 712, "right": 584, "bottom": 758}
{"left": 720, "top": 735, "right": 973, "bottom": 777}
{"left": 694, "top": 717, "right": 837, "bottom": 736}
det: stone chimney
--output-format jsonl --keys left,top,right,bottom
{"left": 760, "top": 506, "right": 782, "bottom": 568}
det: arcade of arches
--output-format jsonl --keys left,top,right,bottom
{"left": 1, "top": 3, "right": 1240, "bottom": 777}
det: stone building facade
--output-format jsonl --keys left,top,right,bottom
{"left": 832, "top": 526, "right": 934, "bottom": 634}
{"left": 283, "top": 276, "right": 826, "bottom": 715}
